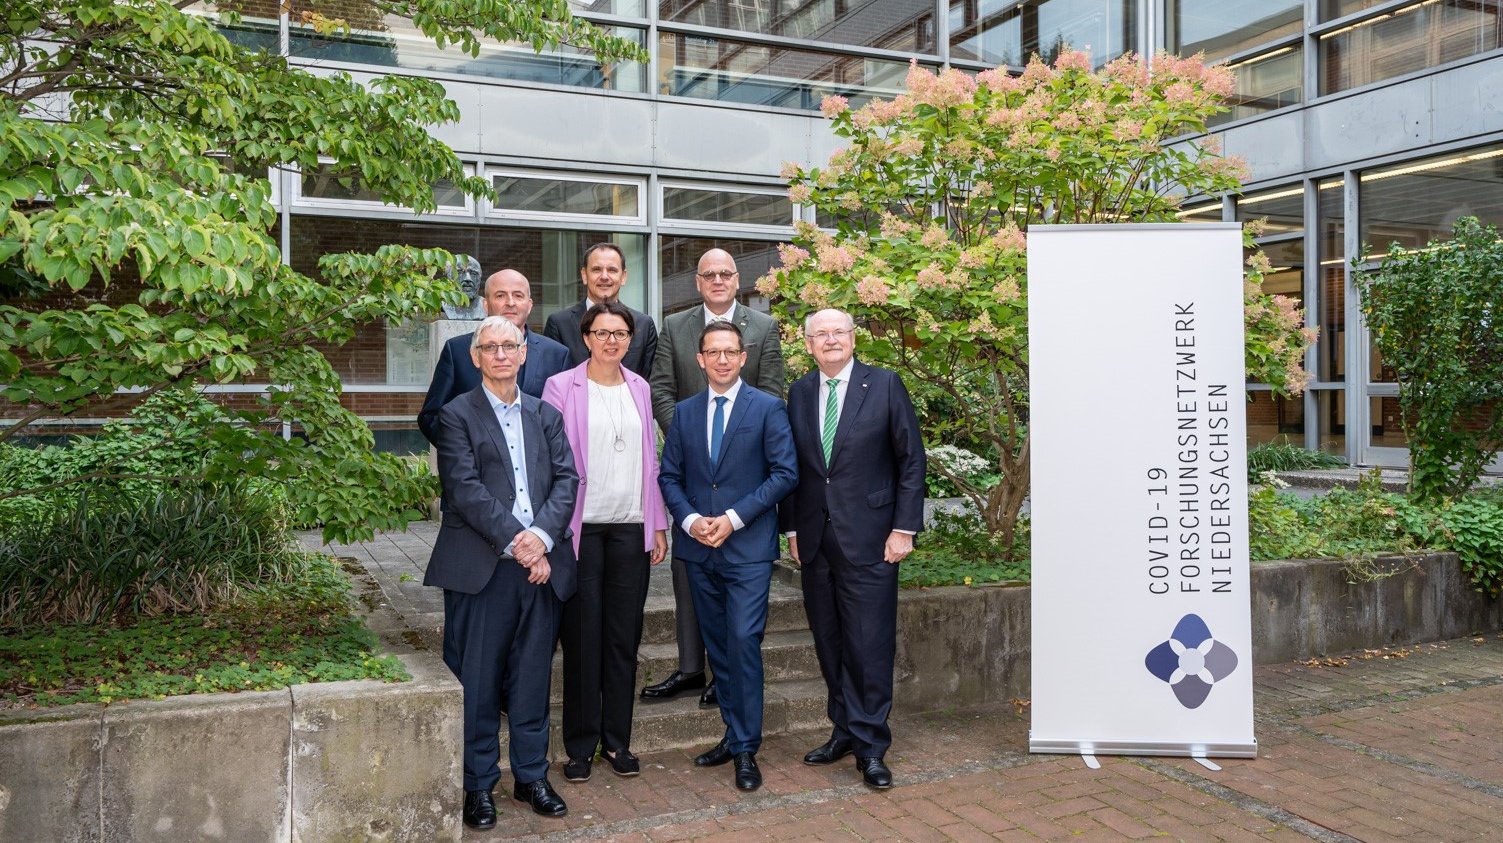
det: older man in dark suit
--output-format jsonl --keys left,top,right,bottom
{"left": 425, "top": 315, "right": 579, "bottom": 828}
{"left": 659, "top": 320, "right": 797, "bottom": 792}
{"left": 781, "top": 308, "right": 925, "bottom": 791}
{"left": 419, "top": 268, "right": 571, "bottom": 444}
{"left": 543, "top": 242, "right": 658, "bottom": 378}
{"left": 643, "top": 248, "right": 786, "bottom": 708}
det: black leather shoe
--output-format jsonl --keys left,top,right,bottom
{"left": 803, "top": 737, "right": 854, "bottom": 766}
{"left": 694, "top": 741, "right": 732, "bottom": 767}
{"left": 512, "top": 778, "right": 568, "bottom": 817}
{"left": 733, "top": 752, "right": 762, "bottom": 791}
{"left": 462, "top": 789, "right": 496, "bottom": 829}
{"left": 698, "top": 679, "right": 718, "bottom": 709}
{"left": 856, "top": 756, "right": 893, "bottom": 790}
{"left": 640, "top": 670, "right": 706, "bottom": 701}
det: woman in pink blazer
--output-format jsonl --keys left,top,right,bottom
{"left": 541, "top": 300, "right": 668, "bottom": 784}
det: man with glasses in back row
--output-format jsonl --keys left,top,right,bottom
{"left": 645, "top": 248, "right": 786, "bottom": 709}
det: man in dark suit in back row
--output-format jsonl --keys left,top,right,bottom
{"left": 425, "top": 315, "right": 579, "bottom": 829}
{"left": 544, "top": 242, "right": 658, "bottom": 378}
{"left": 782, "top": 308, "right": 926, "bottom": 792}
{"left": 643, "top": 248, "right": 786, "bottom": 709}
{"left": 418, "top": 268, "right": 571, "bottom": 445}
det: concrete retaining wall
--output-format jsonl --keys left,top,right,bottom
{"left": 0, "top": 671, "right": 460, "bottom": 843}
{"left": 894, "top": 551, "right": 1502, "bottom": 710}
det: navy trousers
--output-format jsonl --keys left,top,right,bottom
{"left": 443, "top": 559, "right": 561, "bottom": 791}
{"left": 800, "top": 521, "right": 899, "bottom": 758}
{"left": 684, "top": 549, "right": 774, "bottom": 754}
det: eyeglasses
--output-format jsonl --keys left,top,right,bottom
{"left": 696, "top": 270, "right": 739, "bottom": 281}
{"left": 698, "top": 348, "right": 745, "bottom": 361}
{"left": 475, "top": 342, "right": 522, "bottom": 357}
{"left": 588, "top": 329, "right": 632, "bottom": 342}
{"left": 806, "top": 328, "right": 855, "bottom": 341}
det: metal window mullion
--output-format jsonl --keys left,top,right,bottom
{"left": 1302, "top": 176, "right": 1320, "bottom": 451}
{"left": 1343, "top": 169, "right": 1364, "bottom": 465}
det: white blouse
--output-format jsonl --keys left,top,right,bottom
{"left": 582, "top": 380, "right": 644, "bottom": 524}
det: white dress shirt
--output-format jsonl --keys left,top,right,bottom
{"left": 681, "top": 378, "right": 747, "bottom": 534}
{"left": 483, "top": 387, "right": 554, "bottom": 555}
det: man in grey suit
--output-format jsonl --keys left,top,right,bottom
{"left": 425, "top": 315, "right": 579, "bottom": 828}
{"left": 642, "top": 248, "right": 786, "bottom": 707}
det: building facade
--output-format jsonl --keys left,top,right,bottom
{"left": 214, "top": 0, "right": 1503, "bottom": 469}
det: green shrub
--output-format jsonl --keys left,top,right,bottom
{"left": 0, "top": 482, "right": 306, "bottom": 630}
{"left": 1427, "top": 496, "right": 1503, "bottom": 597}
{"left": 925, "top": 445, "right": 1002, "bottom": 498}
{"left": 1246, "top": 438, "right": 1346, "bottom": 484}
{"left": 1248, "top": 484, "right": 1325, "bottom": 561}
{"left": 902, "top": 508, "right": 1029, "bottom": 588}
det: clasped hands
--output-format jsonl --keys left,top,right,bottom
{"left": 689, "top": 515, "right": 734, "bottom": 548}
{"left": 510, "top": 530, "right": 552, "bottom": 584}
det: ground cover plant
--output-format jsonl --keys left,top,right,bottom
{"left": 0, "top": 554, "right": 406, "bottom": 708}
{"left": 1246, "top": 438, "right": 1347, "bottom": 484}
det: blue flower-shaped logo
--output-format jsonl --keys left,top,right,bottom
{"left": 1144, "top": 614, "right": 1239, "bottom": 709}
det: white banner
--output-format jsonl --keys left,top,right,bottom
{"left": 1027, "top": 224, "right": 1256, "bottom": 758}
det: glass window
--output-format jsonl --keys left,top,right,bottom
{"left": 287, "top": 1, "right": 648, "bottom": 92}
{"left": 662, "top": 186, "right": 793, "bottom": 227}
{"left": 1318, "top": 388, "right": 1347, "bottom": 454}
{"left": 297, "top": 163, "right": 470, "bottom": 211}
{"left": 287, "top": 216, "right": 648, "bottom": 383}
{"left": 1359, "top": 146, "right": 1503, "bottom": 251}
{"left": 660, "top": 0, "right": 935, "bottom": 53}
{"left": 1209, "top": 46, "right": 1302, "bottom": 126}
{"left": 1318, "top": 178, "right": 1344, "bottom": 383}
{"left": 657, "top": 32, "right": 916, "bottom": 108}
{"left": 1369, "top": 396, "right": 1408, "bottom": 446}
{"left": 1168, "top": 0, "right": 1302, "bottom": 62}
{"left": 1322, "top": 0, "right": 1389, "bottom": 22}
{"left": 573, "top": 0, "right": 647, "bottom": 17}
{"left": 1321, "top": 0, "right": 1503, "bottom": 94}
{"left": 948, "top": 0, "right": 1134, "bottom": 68}
{"left": 1246, "top": 391, "right": 1306, "bottom": 445}
{"left": 659, "top": 236, "right": 783, "bottom": 315}
{"left": 1177, "top": 201, "right": 1225, "bottom": 222}
{"left": 1237, "top": 184, "right": 1304, "bottom": 236}
{"left": 188, "top": 1, "right": 279, "bottom": 52}
{"left": 491, "top": 173, "right": 643, "bottom": 220}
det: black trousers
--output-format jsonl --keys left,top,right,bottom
{"left": 801, "top": 519, "right": 899, "bottom": 759}
{"left": 561, "top": 522, "right": 651, "bottom": 760}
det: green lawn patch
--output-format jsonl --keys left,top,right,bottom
{"left": 0, "top": 554, "right": 408, "bottom": 709}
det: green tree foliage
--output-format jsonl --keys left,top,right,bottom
{"left": 1356, "top": 217, "right": 1503, "bottom": 503}
{"left": 0, "top": 1, "right": 645, "bottom": 541}
{"left": 761, "top": 51, "right": 1314, "bottom": 557}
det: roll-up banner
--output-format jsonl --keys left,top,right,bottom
{"left": 1027, "top": 224, "right": 1256, "bottom": 759}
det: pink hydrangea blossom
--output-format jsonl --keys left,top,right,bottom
{"left": 1053, "top": 48, "right": 1092, "bottom": 72}
{"left": 787, "top": 184, "right": 813, "bottom": 204}
{"left": 778, "top": 243, "right": 810, "bottom": 269}
{"left": 916, "top": 264, "right": 947, "bottom": 288}
{"left": 856, "top": 275, "right": 892, "bottom": 305}
{"left": 798, "top": 282, "right": 832, "bottom": 308}
{"left": 920, "top": 226, "right": 950, "bottom": 248}
{"left": 816, "top": 242, "right": 857, "bottom": 273}
{"left": 820, "top": 95, "right": 850, "bottom": 117}
{"left": 991, "top": 225, "right": 1026, "bottom": 252}
{"left": 755, "top": 270, "right": 782, "bottom": 297}
{"left": 779, "top": 161, "right": 801, "bottom": 181}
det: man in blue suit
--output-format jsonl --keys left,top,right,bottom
{"left": 425, "top": 316, "right": 578, "bottom": 828}
{"left": 419, "top": 268, "right": 572, "bottom": 445}
{"left": 658, "top": 321, "right": 798, "bottom": 792}
{"left": 782, "top": 308, "right": 925, "bottom": 791}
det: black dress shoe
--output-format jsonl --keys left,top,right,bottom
{"left": 640, "top": 670, "right": 706, "bottom": 701}
{"left": 602, "top": 748, "right": 640, "bottom": 777}
{"left": 803, "top": 737, "right": 854, "bottom": 766}
{"left": 694, "top": 740, "right": 732, "bottom": 767}
{"left": 698, "top": 679, "right": 718, "bottom": 709}
{"left": 462, "top": 789, "right": 496, "bottom": 829}
{"left": 733, "top": 752, "right": 762, "bottom": 791}
{"left": 513, "top": 778, "right": 568, "bottom": 817}
{"left": 856, "top": 756, "right": 893, "bottom": 790}
{"left": 562, "top": 757, "right": 592, "bottom": 782}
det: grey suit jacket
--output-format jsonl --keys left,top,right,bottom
{"left": 649, "top": 304, "right": 786, "bottom": 433}
{"left": 424, "top": 386, "right": 579, "bottom": 601}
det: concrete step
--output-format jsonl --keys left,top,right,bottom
{"left": 547, "top": 628, "right": 822, "bottom": 703}
{"left": 638, "top": 588, "right": 809, "bottom": 645}
{"left": 500, "top": 677, "right": 832, "bottom": 763}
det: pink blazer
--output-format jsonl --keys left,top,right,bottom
{"left": 542, "top": 362, "right": 668, "bottom": 556}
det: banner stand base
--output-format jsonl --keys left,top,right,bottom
{"left": 1192, "top": 755, "right": 1222, "bottom": 771}
{"left": 1080, "top": 752, "right": 1101, "bottom": 769}
{"left": 1030, "top": 737, "right": 1257, "bottom": 759}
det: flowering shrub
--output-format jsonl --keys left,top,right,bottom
{"left": 760, "top": 51, "right": 1313, "bottom": 557}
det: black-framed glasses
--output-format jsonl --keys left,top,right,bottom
{"left": 696, "top": 270, "right": 738, "bottom": 281}
{"left": 589, "top": 329, "right": 632, "bottom": 342}
{"left": 698, "top": 348, "right": 745, "bottom": 361}
{"left": 475, "top": 342, "right": 522, "bottom": 357}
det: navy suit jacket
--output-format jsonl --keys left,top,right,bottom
{"left": 418, "top": 329, "right": 571, "bottom": 445}
{"left": 659, "top": 383, "right": 798, "bottom": 565}
{"left": 424, "top": 386, "right": 580, "bottom": 601}
{"left": 780, "top": 360, "right": 926, "bottom": 564}
{"left": 543, "top": 300, "right": 659, "bottom": 379}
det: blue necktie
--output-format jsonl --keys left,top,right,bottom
{"left": 710, "top": 396, "right": 727, "bottom": 469}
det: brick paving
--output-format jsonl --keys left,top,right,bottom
{"left": 305, "top": 527, "right": 1503, "bottom": 841}
{"left": 466, "top": 635, "right": 1503, "bottom": 842}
